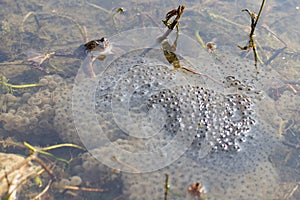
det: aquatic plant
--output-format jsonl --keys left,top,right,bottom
{"left": 0, "top": 74, "right": 42, "bottom": 93}
{"left": 238, "top": 0, "right": 266, "bottom": 71}
{"left": 0, "top": 140, "right": 84, "bottom": 199}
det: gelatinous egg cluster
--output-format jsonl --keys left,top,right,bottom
{"left": 147, "top": 84, "right": 256, "bottom": 158}
{"left": 87, "top": 49, "right": 284, "bottom": 199}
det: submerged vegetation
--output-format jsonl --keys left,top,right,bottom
{"left": 0, "top": 140, "right": 85, "bottom": 199}
{"left": 0, "top": 74, "right": 42, "bottom": 93}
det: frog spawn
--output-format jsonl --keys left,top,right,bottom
{"left": 84, "top": 48, "right": 284, "bottom": 199}
{"left": 95, "top": 54, "right": 195, "bottom": 148}
{"left": 147, "top": 85, "right": 256, "bottom": 158}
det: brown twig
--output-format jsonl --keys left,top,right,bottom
{"left": 181, "top": 66, "right": 222, "bottom": 85}
{"left": 164, "top": 173, "right": 169, "bottom": 200}
{"left": 238, "top": 0, "right": 266, "bottom": 71}
{"left": 63, "top": 185, "right": 107, "bottom": 192}
{"left": 112, "top": 156, "right": 141, "bottom": 173}
{"left": 32, "top": 156, "right": 57, "bottom": 180}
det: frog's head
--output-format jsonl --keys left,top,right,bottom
{"left": 85, "top": 37, "right": 113, "bottom": 55}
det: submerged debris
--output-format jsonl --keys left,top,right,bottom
{"left": 188, "top": 181, "right": 206, "bottom": 200}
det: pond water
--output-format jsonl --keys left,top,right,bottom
{"left": 0, "top": 0, "right": 299, "bottom": 199}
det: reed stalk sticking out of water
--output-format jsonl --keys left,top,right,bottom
{"left": 238, "top": 0, "right": 266, "bottom": 72}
